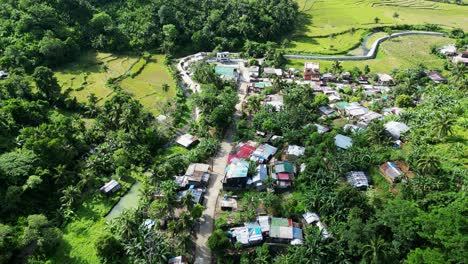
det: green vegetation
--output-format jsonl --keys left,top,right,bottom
{"left": 289, "top": 0, "right": 468, "bottom": 54}
{"left": 287, "top": 35, "right": 454, "bottom": 73}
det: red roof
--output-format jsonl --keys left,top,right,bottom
{"left": 228, "top": 143, "right": 256, "bottom": 163}
{"left": 277, "top": 173, "right": 292, "bottom": 180}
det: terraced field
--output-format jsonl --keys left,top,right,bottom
{"left": 291, "top": 0, "right": 468, "bottom": 54}
{"left": 287, "top": 35, "right": 453, "bottom": 74}
{"left": 56, "top": 53, "right": 177, "bottom": 115}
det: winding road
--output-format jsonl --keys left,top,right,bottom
{"left": 284, "top": 31, "right": 446, "bottom": 61}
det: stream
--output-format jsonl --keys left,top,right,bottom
{"left": 105, "top": 181, "right": 142, "bottom": 221}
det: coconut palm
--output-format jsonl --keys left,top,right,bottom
{"left": 431, "top": 112, "right": 456, "bottom": 139}
{"left": 362, "top": 236, "right": 390, "bottom": 264}
{"left": 449, "top": 62, "right": 467, "bottom": 88}
{"left": 246, "top": 95, "right": 262, "bottom": 115}
{"left": 331, "top": 60, "right": 343, "bottom": 74}
{"left": 417, "top": 154, "right": 441, "bottom": 175}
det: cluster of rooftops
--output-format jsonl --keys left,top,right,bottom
{"left": 222, "top": 141, "right": 305, "bottom": 191}
{"left": 229, "top": 212, "right": 332, "bottom": 247}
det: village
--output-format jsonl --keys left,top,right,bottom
{"left": 155, "top": 43, "right": 468, "bottom": 263}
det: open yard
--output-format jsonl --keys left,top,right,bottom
{"left": 56, "top": 53, "right": 177, "bottom": 115}
{"left": 290, "top": 0, "right": 468, "bottom": 54}
{"left": 287, "top": 35, "right": 454, "bottom": 73}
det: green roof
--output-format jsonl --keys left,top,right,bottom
{"left": 271, "top": 217, "right": 290, "bottom": 227}
{"left": 275, "top": 162, "right": 294, "bottom": 174}
{"left": 215, "top": 66, "right": 236, "bottom": 77}
{"left": 336, "top": 102, "right": 349, "bottom": 109}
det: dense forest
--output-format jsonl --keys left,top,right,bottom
{"left": 0, "top": 0, "right": 298, "bottom": 70}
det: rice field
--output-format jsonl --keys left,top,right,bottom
{"left": 56, "top": 53, "right": 176, "bottom": 115}
{"left": 120, "top": 55, "right": 177, "bottom": 116}
{"left": 290, "top": 0, "right": 468, "bottom": 54}
{"left": 287, "top": 35, "right": 454, "bottom": 73}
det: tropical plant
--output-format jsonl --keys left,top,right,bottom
{"left": 362, "top": 236, "right": 390, "bottom": 264}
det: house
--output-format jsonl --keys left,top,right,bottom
{"left": 251, "top": 144, "right": 278, "bottom": 163}
{"left": 426, "top": 71, "right": 447, "bottom": 84}
{"left": 263, "top": 67, "right": 283, "bottom": 77}
{"left": 184, "top": 163, "right": 211, "bottom": 187}
{"left": 265, "top": 94, "right": 284, "bottom": 111}
{"left": 344, "top": 124, "right": 363, "bottom": 133}
{"left": 216, "top": 52, "right": 230, "bottom": 62}
{"left": 335, "top": 134, "right": 353, "bottom": 149}
{"left": 302, "top": 212, "right": 320, "bottom": 225}
{"left": 302, "top": 213, "right": 331, "bottom": 239}
{"left": 228, "top": 141, "right": 257, "bottom": 163}
{"left": 344, "top": 102, "right": 369, "bottom": 118}
{"left": 0, "top": 70, "right": 8, "bottom": 79}
{"left": 168, "top": 256, "right": 188, "bottom": 264}
{"left": 439, "top": 44, "right": 457, "bottom": 56}
{"left": 174, "top": 176, "right": 189, "bottom": 190}
{"left": 220, "top": 195, "right": 238, "bottom": 211}
{"left": 383, "top": 107, "right": 404, "bottom": 116}
{"left": 177, "top": 187, "right": 204, "bottom": 204}
{"left": 257, "top": 215, "right": 271, "bottom": 234}
{"left": 358, "top": 75, "right": 369, "bottom": 84}
{"left": 250, "top": 164, "right": 268, "bottom": 191}
{"left": 384, "top": 121, "right": 410, "bottom": 140}
{"left": 272, "top": 161, "right": 296, "bottom": 189}
{"left": 318, "top": 105, "right": 336, "bottom": 117}
{"left": 249, "top": 66, "right": 260, "bottom": 78}
{"left": 215, "top": 65, "right": 239, "bottom": 81}
{"left": 314, "top": 123, "right": 330, "bottom": 134}
{"left": 304, "top": 62, "right": 320, "bottom": 81}
{"left": 379, "top": 161, "right": 405, "bottom": 183}
{"left": 377, "top": 73, "right": 394, "bottom": 86}
{"left": 341, "top": 72, "right": 351, "bottom": 81}
{"left": 269, "top": 217, "right": 303, "bottom": 245}
{"left": 453, "top": 51, "right": 468, "bottom": 65}
{"left": 286, "top": 145, "right": 305, "bottom": 159}
{"left": 100, "top": 180, "right": 121, "bottom": 194}
{"left": 346, "top": 171, "right": 369, "bottom": 189}
{"left": 229, "top": 225, "right": 263, "bottom": 246}
{"left": 359, "top": 111, "right": 383, "bottom": 125}
{"left": 176, "top": 134, "right": 199, "bottom": 148}
{"left": 322, "top": 73, "right": 336, "bottom": 82}
{"left": 223, "top": 159, "right": 250, "bottom": 190}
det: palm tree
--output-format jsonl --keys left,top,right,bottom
{"left": 246, "top": 95, "right": 262, "bottom": 115}
{"left": 59, "top": 185, "right": 80, "bottom": 208}
{"left": 374, "top": 17, "right": 381, "bottom": 24}
{"left": 362, "top": 236, "right": 389, "bottom": 264}
{"left": 417, "top": 154, "right": 441, "bottom": 175}
{"left": 431, "top": 112, "right": 456, "bottom": 139}
{"left": 331, "top": 60, "right": 343, "bottom": 74}
{"left": 449, "top": 62, "right": 467, "bottom": 90}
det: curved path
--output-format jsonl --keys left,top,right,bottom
{"left": 284, "top": 31, "right": 446, "bottom": 61}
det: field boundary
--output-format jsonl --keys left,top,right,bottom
{"left": 284, "top": 31, "right": 445, "bottom": 61}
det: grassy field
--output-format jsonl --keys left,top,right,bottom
{"left": 51, "top": 179, "right": 136, "bottom": 264}
{"left": 286, "top": 29, "right": 369, "bottom": 55}
{"left": 56, "top": 53, "right": 137, "bottom": 103}
{"left": 56, "top": 53, "right": 177, "bottom": 115}
{"left": 287, "top": 35, "right": 453, "bottom": 73}
{"left": 290, "top": 0, "right": 468, "bottom": 54}
{"left": 120, "top": 55, "right": 177, "bottom": 116}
